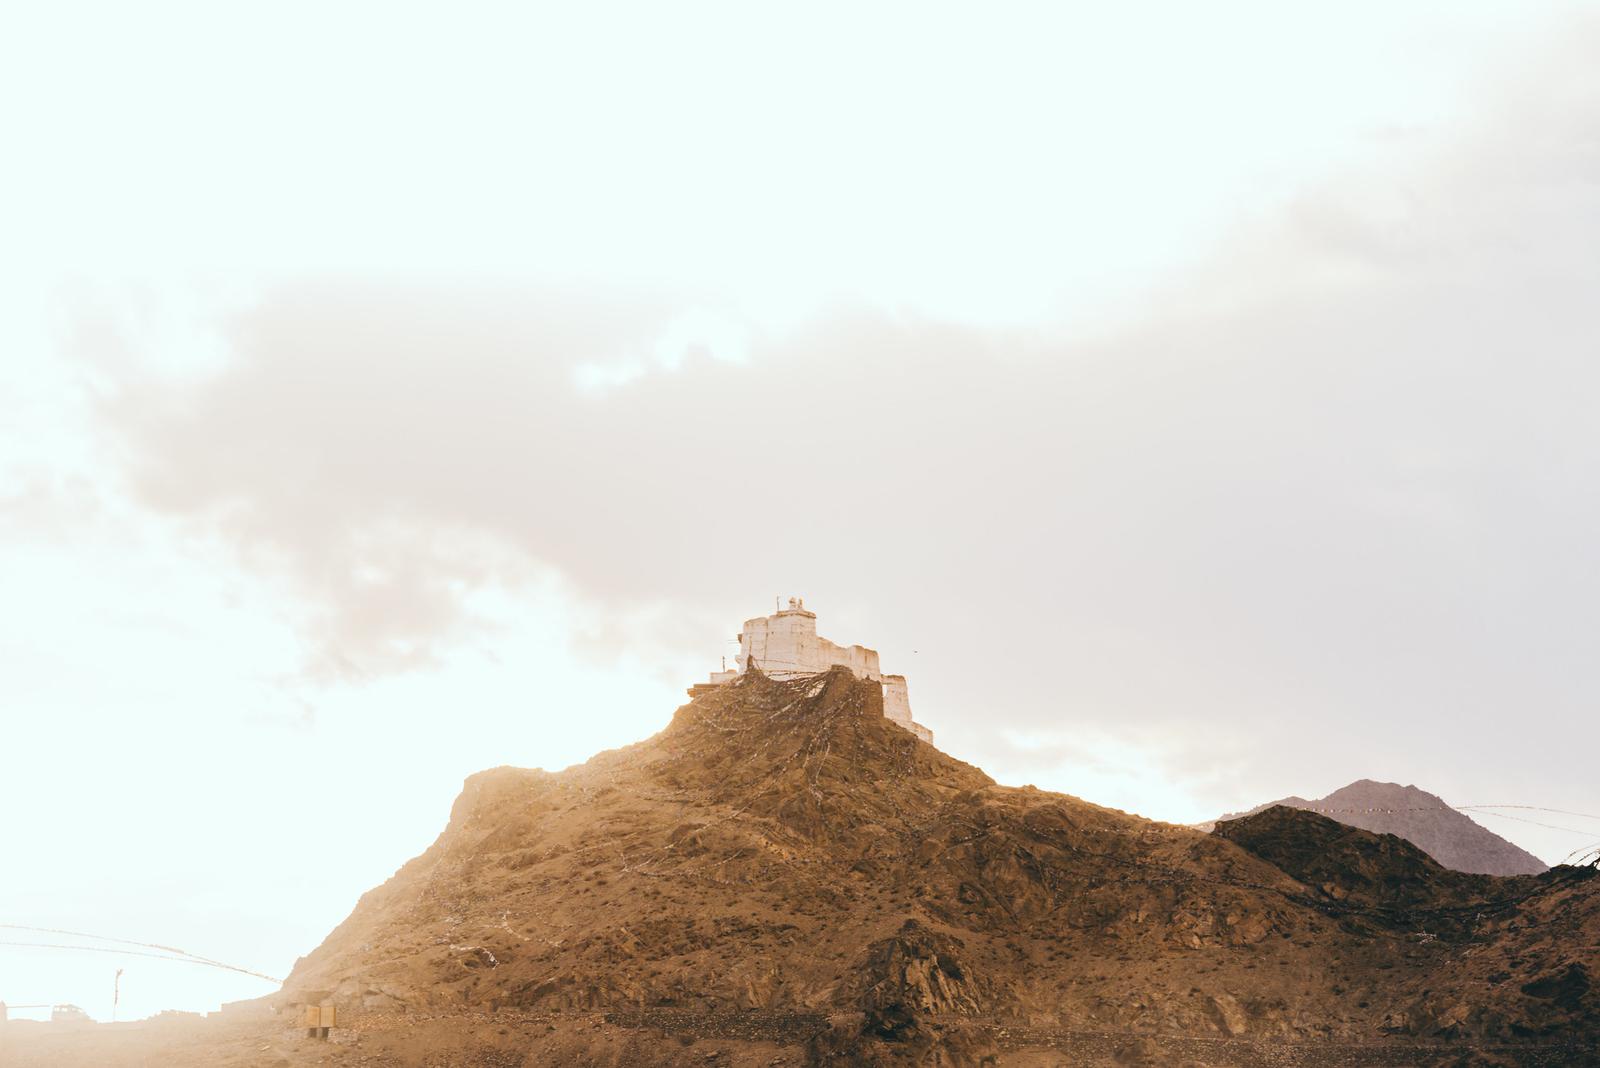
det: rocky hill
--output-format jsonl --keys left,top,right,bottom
{"left": 1206, "top": 780, "right": 1548, "bottom": 877}
{"left": 277, "top": 667, "right": 1598, "bottom": 1066}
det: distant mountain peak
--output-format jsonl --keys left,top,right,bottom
{"left": 1212, "top": 779, "right": 1547, "bottom": 877}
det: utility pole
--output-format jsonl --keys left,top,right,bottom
{"left": 113, "top": 969, "right": 124, "bottom": 1023}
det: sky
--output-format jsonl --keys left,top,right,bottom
{"left": 3, "top": 0, "right": 1599, "bottom": 1022}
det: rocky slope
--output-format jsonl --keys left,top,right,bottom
{"left": 282, "top": 667, "right": 1598, "bottom": 1065}
{"left": 1207, "top": 780, "right": 1548, "bottom": 876}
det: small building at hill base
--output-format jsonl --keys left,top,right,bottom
{"left": 694, "top": 598, "right": 931, "bottom": 744}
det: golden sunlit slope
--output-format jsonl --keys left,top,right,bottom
{"left": 283, "top": 667, "right": 1599, "bottom": 1065}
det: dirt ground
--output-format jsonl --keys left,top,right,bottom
{"left": 3, "top": 1011, "right": 1591, "bottom": 1068}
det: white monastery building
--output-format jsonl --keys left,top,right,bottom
{"left": 697, "top": 598, "right": 932, "bottom": 744}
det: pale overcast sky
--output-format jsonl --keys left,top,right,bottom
{"left": 3, "top": 0, "right": 1598, "bottom": 1022}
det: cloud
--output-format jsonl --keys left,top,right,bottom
{"left": 63, "top": 17, "right": 1600, "bottom": 834}
{"left": 574, "top": 307, "right": 753, "bottom": 395}
{"left": 0, "top": 472, "right": 106, "bottom": 540}
{"left": 11, "top": 8, "right": 1600, "bottom": 1029}
{"left": 991, "top": 724, "right": 1251, "bottom": 824}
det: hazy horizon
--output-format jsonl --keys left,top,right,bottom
{"left": 4, "top": 1, "right": 1598, "bottom": 1023}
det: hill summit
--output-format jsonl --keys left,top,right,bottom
{"left": 280, "top": 667, "right": 1598, "bottom": 1066}
{"left": 1208, "top": 780, "right": 1548, "bottom": 877}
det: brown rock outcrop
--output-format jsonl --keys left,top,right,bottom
{"left": 279, "top": 667, "right": 1600, "bottom": 1063}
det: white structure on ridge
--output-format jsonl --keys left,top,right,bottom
{"left": 696, "top": 598, "right": 931, "bottom": 744}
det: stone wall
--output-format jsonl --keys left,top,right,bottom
{"left": 885, "top": 674, "right": 932, "bottom": 742}
{"left": 720, "top": 601, "right": 932, "bottom": 744}
{"left": 737, "top": 608, "right": 881, "bottom": 680}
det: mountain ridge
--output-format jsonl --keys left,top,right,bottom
{"left": 1204, "top": 779, "right": 1548, "bottom": 877}
{"left": 277, "top": 667, "right": 1598, "bottom": 1065}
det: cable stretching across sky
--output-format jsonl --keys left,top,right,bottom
{"left": 0, "top": 924, "right": 281, "bottom": 984}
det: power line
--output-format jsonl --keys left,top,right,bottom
{"left": 1460, "top": 810, "right": 1600, "bottom": 837}
{"left": 3, "top": 923, "right": 236, "bottom": 970}
{"left": 1563, "top": 839, "right": 1600, "bottom": 864}
{"left": 0, "top": 941, "right": 278, "bottom": 982}
{"left": 1224, "top": 804, "right": 1600, "bottom": 821}
{"left": 1216, "top": 803, "right": 1600, "bottom": 838}
{"left": 0, "top": 925, "right": 280, "bottom": 984}
{"left": 1456, "top": 804, "right": 1600, "bottom": 823}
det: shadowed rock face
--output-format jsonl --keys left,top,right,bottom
{"left": 1210, "top": 780, "right": 1549, "bottom": 877}
{"left": 284, "top": 668, "right": 1600, "bottom": 1064}
{"left": 1213, "top": 805, "right": 1486, "bottom": 912}
{"left": 852, "top": 920, "right": 984, "bottom": 1024}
